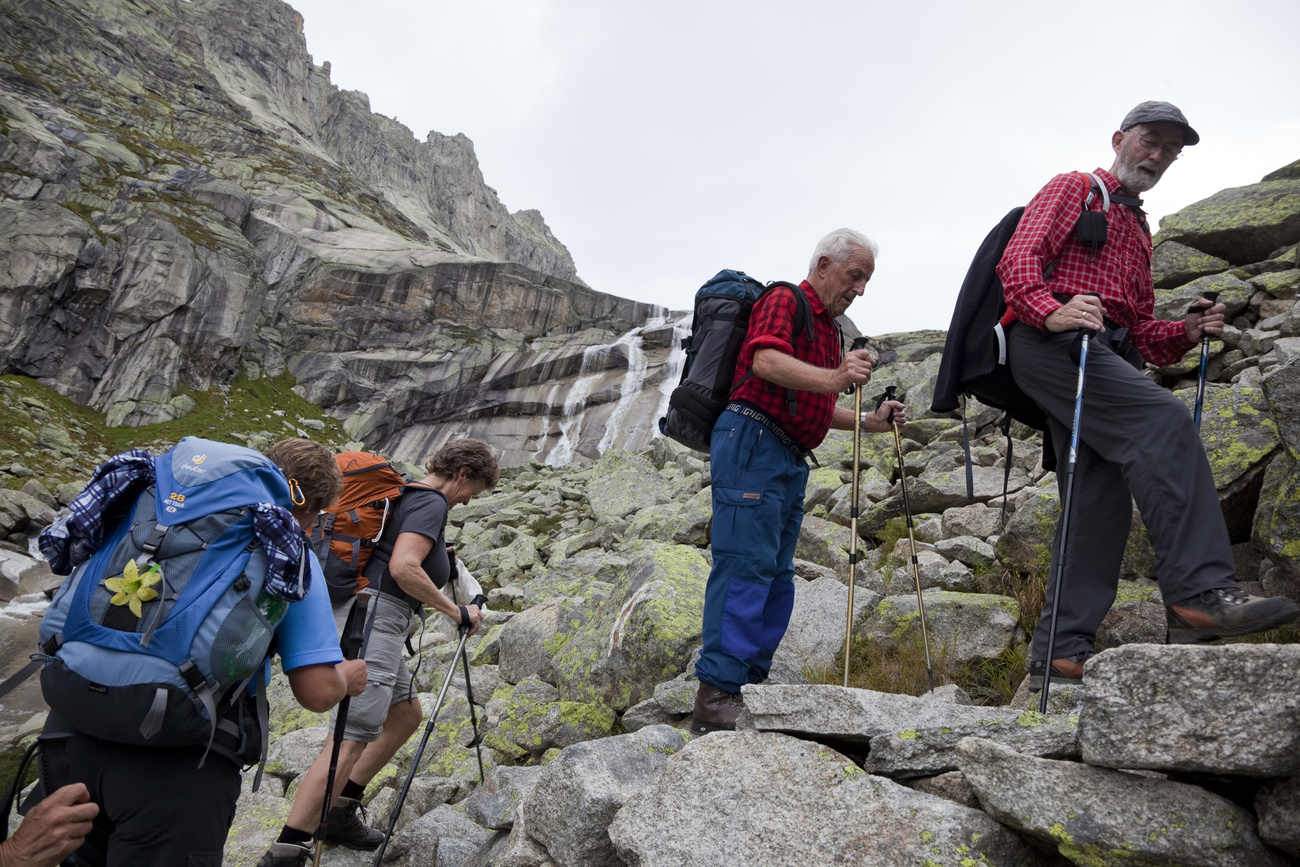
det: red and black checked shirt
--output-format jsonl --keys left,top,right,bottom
{"left": 997, "top": 168, "right": 1193, "bottom": 367}
{"left": 730, "top": 281, "right": 841, "bottom": 450}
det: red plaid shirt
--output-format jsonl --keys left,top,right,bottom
{"left": 998, "top": 168, "right": 1193, "bottom": 367}
{"left": 730, "top": 281, "right": 842, "bottom": 450}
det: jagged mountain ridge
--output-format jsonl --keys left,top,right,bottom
{"left": 0, "top": 0, "right": 683, "bottom": 464}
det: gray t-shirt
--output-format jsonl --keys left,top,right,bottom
{"left": 364, "top": 485, "right": 450, "bottom": 605}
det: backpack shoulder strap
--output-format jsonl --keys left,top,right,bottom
{"left": 765, "top": 280, "right": 815, "bottom": 345}
{"left": 1082, "top": 171, "right": 1110, "bottom": 213}
{"left": 760, "top": 280, "right": 817, "bottom": 419}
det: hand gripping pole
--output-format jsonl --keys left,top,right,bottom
{"left": 1190, "top": 291, "right": 1220, "bottom": 429}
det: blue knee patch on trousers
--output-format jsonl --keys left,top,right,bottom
{"left": 719, "top": 576, "right": 768, "bottom": 661}
{"left": 759, "top": 579, "right": 795, "bottom": 654}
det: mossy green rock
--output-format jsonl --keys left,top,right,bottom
{"left": 958, "top": 736, "right": 1285, "bottom": 867}
{"left": 1265, "top": 160, "right": 1300, "bottom": 183}
{"left": 1152, "top": 271, "right": 1255, "bottom": 321}
{"left": 1154, "top": 177, "right": 1300, "bottom": 265}
{"left": 1251, "top": 268, "right": 1300, "bottom": 298}
{"left": 1252, "top": 451, "right": 1300, "bottom": 572}
{"left": 1150, "top": 240, "right": 1231, "bottom": 289}
{"left": 815, "top": 425, "right": 900, "bottom": 474}
{"left": 460, "top": 524, "right": 540, "bottom": 587}
{"left": 389, "top": 693, "right": 478, "bottom": 778}
{"left": 996, "top": 486, "right": 1060, "bottom": 575}
{"left": 863, "top": 591, "right": 1023, "bottom": 664}
{"left": 420, "top": 743, "right": 500, "bottom": 782}
{"left": 873, "top": 329, "right": 949, "bottom": 363}
{"left": 497, "top": 596, "right": 587, "bottom": 685}
{"left": 585, "top": 449, "right": 670, "bottom": 522}
{"left": 482, "top": 697, "right": 616, "bottom": 761}
{"left": 804, "top": 466, "right": 847, "bottom": 512}
{"left": 624, "top": 486, "right": 712, "bottom": 547}
{"left": 222, "top": 786, "right": 293, "bottom": 867}
{"left": 859, "top": 353, "right": 944, "bottom": 421}
{"left": 1263, "top": 358, "right": 1300, "bottom": 461}
{"left": 523, "top": 551, "right": 627, "bottom": 608}
{"left": 549, "top": 544, "right": 708, "bottom": 711}
{"left": 1178, "top": 382, "right": 1281, "bottom": 541}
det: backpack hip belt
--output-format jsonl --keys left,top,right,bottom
{"left": 724, "top": 401, "right": 817, "bottom": 466}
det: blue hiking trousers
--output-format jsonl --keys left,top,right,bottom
{"left": 695, "top": 410, "right": 809, "bottom": 694}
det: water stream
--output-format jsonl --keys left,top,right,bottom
{"left": 543, "top": 342, "right": 615, "bottom": 467}
{"left": 650, "top": 312, "right": 692, "bottom": 437}
{"left": 595, "top": 329, "right": 649, "bottom": 453}
{"left": 534, "top": 309, "right": 690, "bottom": 466}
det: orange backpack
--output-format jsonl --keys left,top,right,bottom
{"left": 313, "top": 452, "right": 408, "bottom": 602}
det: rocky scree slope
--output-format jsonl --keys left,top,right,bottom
{"left": 4, "top": 151, "right": 1300, "bottom": 858}
{"left": 230, "top": 155, "right": 1300, "bottom": 866}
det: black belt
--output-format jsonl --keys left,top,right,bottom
{"left": 724, "top": 401, "right": 818, "bottom": 467}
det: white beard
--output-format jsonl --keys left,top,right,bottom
{"left": 1115, "top": 147, "right": 1162, "bottom": 193}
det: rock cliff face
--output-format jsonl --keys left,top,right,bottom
{"left": 0, "top": 0, "right": 678, "bottom": 463}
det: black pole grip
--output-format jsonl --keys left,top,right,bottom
{"left": 845, "top": 337, "right": 871, "bottom": 394}
{"left": 1188, "top": 290, "right": 1220, "bottom": 314}
{"left": 875, "top": 385, "right": 898, "bottom": 424}
{"left": 338, "top": 595, "right": 369, "bottom": 661}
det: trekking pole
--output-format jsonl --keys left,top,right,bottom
{"left": 313, "top": 592, "right": 372, "bottom": 867}
{"left": 1038, "top": 322, "right": 1094, "bottom": 714}
{"left": 879, "top": 385, "right": 935, "bottom": 693}
{"left": 1190, "top": 291, "right": 1220, "bottom": 429}
{"left": 371, "top": 591, "right": 487, "bottom": 867}
{"left": 842, "top": 337, "right": 869, "bottom": 686}
{"left": 447, "top": 551, "right": 486, "bottom": 783}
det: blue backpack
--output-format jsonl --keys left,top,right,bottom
{"left": 37, "top": 437, "right": 303, "bottom": 763}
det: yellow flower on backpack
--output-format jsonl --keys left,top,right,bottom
{"left": 103, "top": 561, "right": 162, "bottom": 618}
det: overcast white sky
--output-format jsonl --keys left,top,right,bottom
{"left": 289, "top": 0, "right": 1299, "bottom": 337}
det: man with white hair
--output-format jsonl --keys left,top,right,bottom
{"left": 998, "top": 101, "right": 1299, "bottom": 690}
{"left": 691, "top": 228, "right": 905, "bottom": 734}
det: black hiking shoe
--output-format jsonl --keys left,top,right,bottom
{"left": 323, "top": 796, "right": 384, "bottom": 850}
{"left": 1166, "top": 587, "right": 1300, "bottom": 644}
{"left": 690, "top": 682, "right": 745, "bottom": 735}
{"left": 1027, "top": 651, "right": 1092, "bottom": 691}
{"left": 257, "top": 841, "right": 310, "bottom": 867}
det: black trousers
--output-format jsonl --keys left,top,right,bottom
{"left": 40, "top": 730, "right": 241, "bottom": 867}
{"left": 1007, "top": 322, "right": 1236, "bottom": 662}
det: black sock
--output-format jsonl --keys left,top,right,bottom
{"left": 340, "top": 780, "right": 366, "bottom": 801}
{"left": 278, "top": 826, "right": 312, "bottom": 846}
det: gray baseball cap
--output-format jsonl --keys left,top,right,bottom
{"left": 1120, "top": 101, "right": 1199, "bottom": 146}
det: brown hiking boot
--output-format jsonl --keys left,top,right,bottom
{"left": 1027, "top": 651, "right": 1091, "bottom": 691}
{"left": 1166, "top": 587, "right": 1300, "bottom": 644}
{"left": 690, "top": 682, "right": 744, "bottom": 735}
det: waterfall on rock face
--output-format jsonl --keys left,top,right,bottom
{"left": 651, "top": 312, "right": 692, "bottom": 437}
{"left": 596, "top": 329, "right": 649, "bottom": 453}
{"left": 543, "top": 343, "right": 613, "bottom": 467}
{"left": 535, "top": 310, "right": 685, "bottom": 466}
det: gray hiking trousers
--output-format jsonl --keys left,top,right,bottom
{"left": 1006, "top": 322, "right": 1236, "bottom": 662}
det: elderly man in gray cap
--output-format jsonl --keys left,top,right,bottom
{"left": 997, "top": 101, "right": 1299, "bottom": 690}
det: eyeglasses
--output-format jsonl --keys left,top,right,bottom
{"left": 1137, "top": 134, "right": 1183, "bottom": 161}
